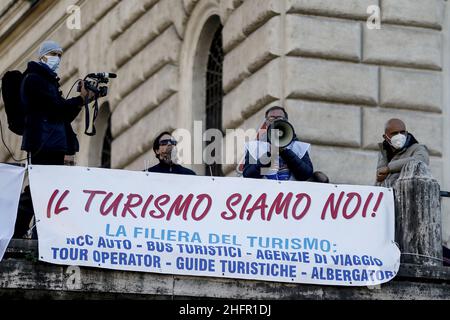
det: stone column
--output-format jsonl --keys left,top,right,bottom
{"left": 394, "top": 160, "right": 443, "bottom": 266}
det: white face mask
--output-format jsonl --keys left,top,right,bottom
{"left": 42, "top": 55, "right": 61, "bottom": 73}
{"left": 389, "top": 133, "right": 407, "bottom": 149}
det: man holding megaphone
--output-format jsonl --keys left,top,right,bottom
{"left": 242, "top": 106, "right": 313, "bottom": 181}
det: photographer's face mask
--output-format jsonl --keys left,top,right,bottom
{"left": 42, "top": 55, "right": 61, "bottom": 73}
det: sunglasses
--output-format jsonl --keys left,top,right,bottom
{"left": 159, "top": 139, "right": 177, "bottom": 146}
{"left": 266, "top": 116, "right": 287, "bottom": 122}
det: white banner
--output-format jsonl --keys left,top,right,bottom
{"left": 29, "top": 165, "right": 400, "bottom": 286}
{"left": 0, "top": 164, "right": 26, "bottom": 261}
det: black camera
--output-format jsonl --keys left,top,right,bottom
{"left": 77, "top": 72, "right": 117, "bottom": 136}
{"left": 77, "top": 72, "right": 117, "bottom": 97}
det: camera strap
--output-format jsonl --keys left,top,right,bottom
{"left": 84, "top": 95, "right": 98, "bottom": 136}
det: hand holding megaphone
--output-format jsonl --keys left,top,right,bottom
{"left": 267, "top": 120, "right": 296, "bottom": 148}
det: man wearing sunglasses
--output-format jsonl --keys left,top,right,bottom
{"left": 376, "top": 118, "right": 429, "bottom": 187}
{"left": 146, "top": 132, "right": 196, "bottom": 175}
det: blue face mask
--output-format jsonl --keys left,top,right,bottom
{"left": 43, "top": 55, "right": 61, "bottom": 73}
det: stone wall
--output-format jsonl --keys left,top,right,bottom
{"left": 2, "top": 240, "right": 450, "bottom": 299}
{"left": 222, "top": 0, "right": 445, "bottom": 184}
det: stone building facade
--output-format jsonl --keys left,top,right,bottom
{"left": 0, "top": 0, "right": 449, "bottom": 246}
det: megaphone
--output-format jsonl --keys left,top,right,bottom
{"left": 267, "top": 120, "right": 296, "bottom": 148}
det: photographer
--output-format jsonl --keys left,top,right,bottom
{"left": 21, "top": 40, "right": 94, "bottom": 165}
{"left": 13, "top": 40, "right": 95, "bottom": 239}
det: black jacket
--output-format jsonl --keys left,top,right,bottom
{"left": 21, "top": 61, "right": 83, "bottom": 154}
{"left": 243, "top": 145, "right": 313, "bottom": 181}
{"left": 147, "top": 162, "right": 197, "bottom": 175}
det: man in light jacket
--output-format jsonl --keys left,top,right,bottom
{"left": 376, "top": 118, "right": 429, "bottom": 187}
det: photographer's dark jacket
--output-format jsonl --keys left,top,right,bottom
{"left": 21, "top": 61, "right": 83, "bottom": 155}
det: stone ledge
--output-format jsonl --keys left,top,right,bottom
{"left": 363, "top": 25, "right": 442, "bottom": 71}
{"left": 285, "top": 57, "right": 379, "bottom": 106}
{"left": 223, "top": 0, "right": 282, "bottom": 53}
{"left": 111, "top": 94, "right": 177, "bottom": 169}
{"left": 223, "top": 59, "right": 282, "bottom": 130}
{"left": 380, "top": 67, "right": 442, "bottom": 113}
{"left": 110, "top": 26, "right": 181, "bottom": 106}
{"left": 310, "top": 146, "right": 378, "bottom": 186}
{"left": 223, "top": 16, "right": 282, "bottom": 94}
{"left": 183, "top": 0, "right": 199, "bottom": 15}
{"left": 113, "top": 6, "right": 171, "bottom": 69}
{"left": 110, "top": 0, "right": 158, "bottom": 41}
{"left": 381, "top": 0, "right": 445, "bottom": 30}
{"left": 285, "top": 100, "right": 362, "bottom": 147}
{"left": 50, "top": 0, "right": 120, "bottom": 54}
{"left": 112, "top": 64, "right": 179, "bottom": 138}
{"left": 8, "top": 239, "right": 450, "bottom": 280}
{"left": 287, "top": 0, "right": 380, "bottom": 21}
{"left": 286, "top": 15, "right": 362, "bottom": 62}
{"left": 0, "top": 251, "right": 449, "bottom": 299}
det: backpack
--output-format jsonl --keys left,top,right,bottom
{"left": 1, "top": 70, "right": 27, "bottom": 135}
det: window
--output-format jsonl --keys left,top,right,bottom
{"left": 205, "top": 25, "right": 223, "bottom": 176}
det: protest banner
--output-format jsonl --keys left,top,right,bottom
{"left": 0, "top": 164, "right": 26, "bottom": 261}
{"left": 29, "top": 165, "right": 400, "bottom": 286}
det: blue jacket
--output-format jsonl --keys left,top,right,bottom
{"left": 21, "top": 61, "right": 83, "bottom": 155}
